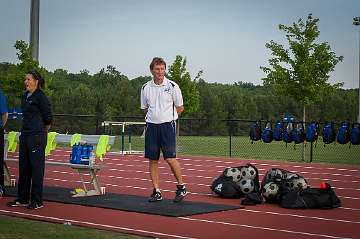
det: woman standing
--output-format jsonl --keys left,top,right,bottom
{"left": 8, "top": 70, "right": 53, "bottom": 209}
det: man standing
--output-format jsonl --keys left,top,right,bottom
{"left": 140, "top": 57, "right": 187, "bottom": 203}
{"left": 0, "top": 88, "right": 8, "bottom": 197}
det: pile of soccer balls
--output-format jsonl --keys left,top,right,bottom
{"left": 211, "top": 163, "right": 260, "bottom": 198}
{"left": 211, "top": 164, "right": 308, "bottom": 203}
{"left": 261, "top": 168, "right": 308, "bottom": 203}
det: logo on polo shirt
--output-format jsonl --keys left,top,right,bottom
{"left": 164, "top": 86, "right": 172, "bottom": 93}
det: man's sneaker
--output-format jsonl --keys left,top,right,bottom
{"left": 7, "top": 200, "right": 28, "bottom": 207}
{"left": 26, "top": 202, "right": 44, "bottom": 210}
{"left": 148, "top": 189, "right": 162, "bottom": 202}
{"left": 173, "top": 185, "right": 188, "bottom": 203}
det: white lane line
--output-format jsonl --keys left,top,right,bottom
{"left": 99, "top": 175, "right": 211, "bottom": 187}
{"left": 0, "top": 210, "right": 198, "bottom": 239}
{"left": 241, "top": 209, "right": 360, "bottom": 224}
{"left": 303, "top": 178, "right": 360, "bottom": 184}
{"left": 44, "top": 177, "right": 209, "bottom": 196}
{"left": 340, "top": 207, "right": 360, "bottom": 211}
{"left": 338, "top": 196, "right": 360, "bottom": 200}
{"left": 89, "top": 160, "right": 360, "bottom": 181}
{"left": 178, "top": 217, "right": 352, "bottom": 239}
{"left": 101, "top": 160, "right": 360, "bottom": 179}
{"left": 332, "top": 187, "right": 360, "bottom": 191}
{"left": 178, "top": 158, "right": 360, "bottom": 173}
{"left": 100, "top": 167, "right": 214, "bottom": 179}
{"left": 291, "top": 171, "right": 360, "bottom": 178}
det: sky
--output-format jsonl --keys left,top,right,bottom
{"left": 1, "top": 0, "right": 359, "bottom": 88}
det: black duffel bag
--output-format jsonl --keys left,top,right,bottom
{"left": 280, "top": 183, "right": 341, "bottom": 209}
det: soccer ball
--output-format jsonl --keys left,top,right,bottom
{"left": 224, "top": 167, "right": 242, "bottom": 182}
{"left": 289, "top": 177, "right": 308, "bottom": 190}
{"left": 237, "top": 179, "right": 255, "bottom": 194}
{"left": 285, "top": 172, "right": 299, "bottom": 180}
{"left": 262, "top": 182, "right": 280, "bottom": 199}
{"left": 240, "top": 165, "right": 257, "bottom": 180}
{"left": 266, "top": 168, "right": 283, "bottom": 181}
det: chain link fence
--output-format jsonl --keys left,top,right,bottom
{"left": 177, "top": 118, "right": 359, "bottom": 164}
{"left": 6, "top": 114, "right": 359, "bottom": 164}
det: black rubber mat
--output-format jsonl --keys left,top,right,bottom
{"left": 5, "top": 186, "right": 243, "bottom": 217}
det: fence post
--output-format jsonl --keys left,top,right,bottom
{"left": 95, "top": 114, "right": 100, "bottom": 134}
{"left": 198, "top": 118, "right": 201, "bottom": 135}
{"left": 121, "top": 130, "right": 125, "bottom": 154}
{"left": 229, "top": 120, "right": 232, "bottom": 158}
{"left": 95, "top": 113, "right": 104, "bottom": 135}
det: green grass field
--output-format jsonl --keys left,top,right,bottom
{"left": 114, "top": 135, "right": 360, "bottom": 165}
{"left": 0, "top": 215, "right": 146, "bottom": 239}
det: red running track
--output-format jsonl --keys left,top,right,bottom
{"left": 1, "top": 149, "right": 360, "bottom": 239}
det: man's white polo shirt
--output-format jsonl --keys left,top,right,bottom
{"left": 140, "top": 77, "right": 183, "bottom": 124}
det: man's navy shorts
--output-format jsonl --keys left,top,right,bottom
{"left": 145, "top": 121, "right": 176, "bottom": 160}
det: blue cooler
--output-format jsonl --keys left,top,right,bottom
{"left": 80, "top": 144, "right": 94, "bottom": 165}
{"left": 81, "top": 144, "right": 90, "bottom": 159}
{"left": 70, "top": 144, "right": 82, "bottom": 164}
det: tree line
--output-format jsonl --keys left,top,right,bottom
{"left": 0, "top": 59, "right": 357, "bottom": 124}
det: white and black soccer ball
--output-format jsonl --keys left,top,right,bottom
{"left": 237, "top": 179, "right": 255, "bottom": 194}
{"left": 266, "top": 168, "right": 283, "bottom": 181}
{"left": 287, "top": 177, "right": 308, "bottom": 190}
{"left": 285, "top": 172, "right": 299, "bottom": 180}
{"left": 240, "top": 165, "right": 257, "bottom": 180}
{"left": 224, "top": 167, "right": 242, "bottom": 182}
{"left": 262, "top": 182, "right": 280, "bottom": 199}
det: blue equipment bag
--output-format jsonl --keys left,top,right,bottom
{"left": 261, "top": 122, "right": 273, "bottom": 143}
{"left": 306, "top": 122, "right": 319, "bottom": 143}
{"left": 292, "top": 123, "right": 305, "bottom": 144}
{"left": 350, "top": 123, "right": 360, "bottom": 145}
{"left": 336, "top": 122, "right": 350, "bottom": 144}
{"left": 283, "top": 122, "right": 293, "bottom": 144}
{"left": 273, "top": 121, "right": 284, "bottom": 141}
{"left": 249, "top": 121, "right": 261, "bottom": 143}
{"left": 322, "top": 122, "right": 336, "bottom": 145}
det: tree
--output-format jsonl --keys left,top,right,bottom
{"left": 92, "top": 65, "right": 138, "bottom": 119}
{"left": 1, "top": 40, "right": 47, "bottom": 107}
{"left": 167, "top": 55, "right": 201, "bottom": 116}
{"left": 260, "top": 14, "right": 343, "bottom": 123}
